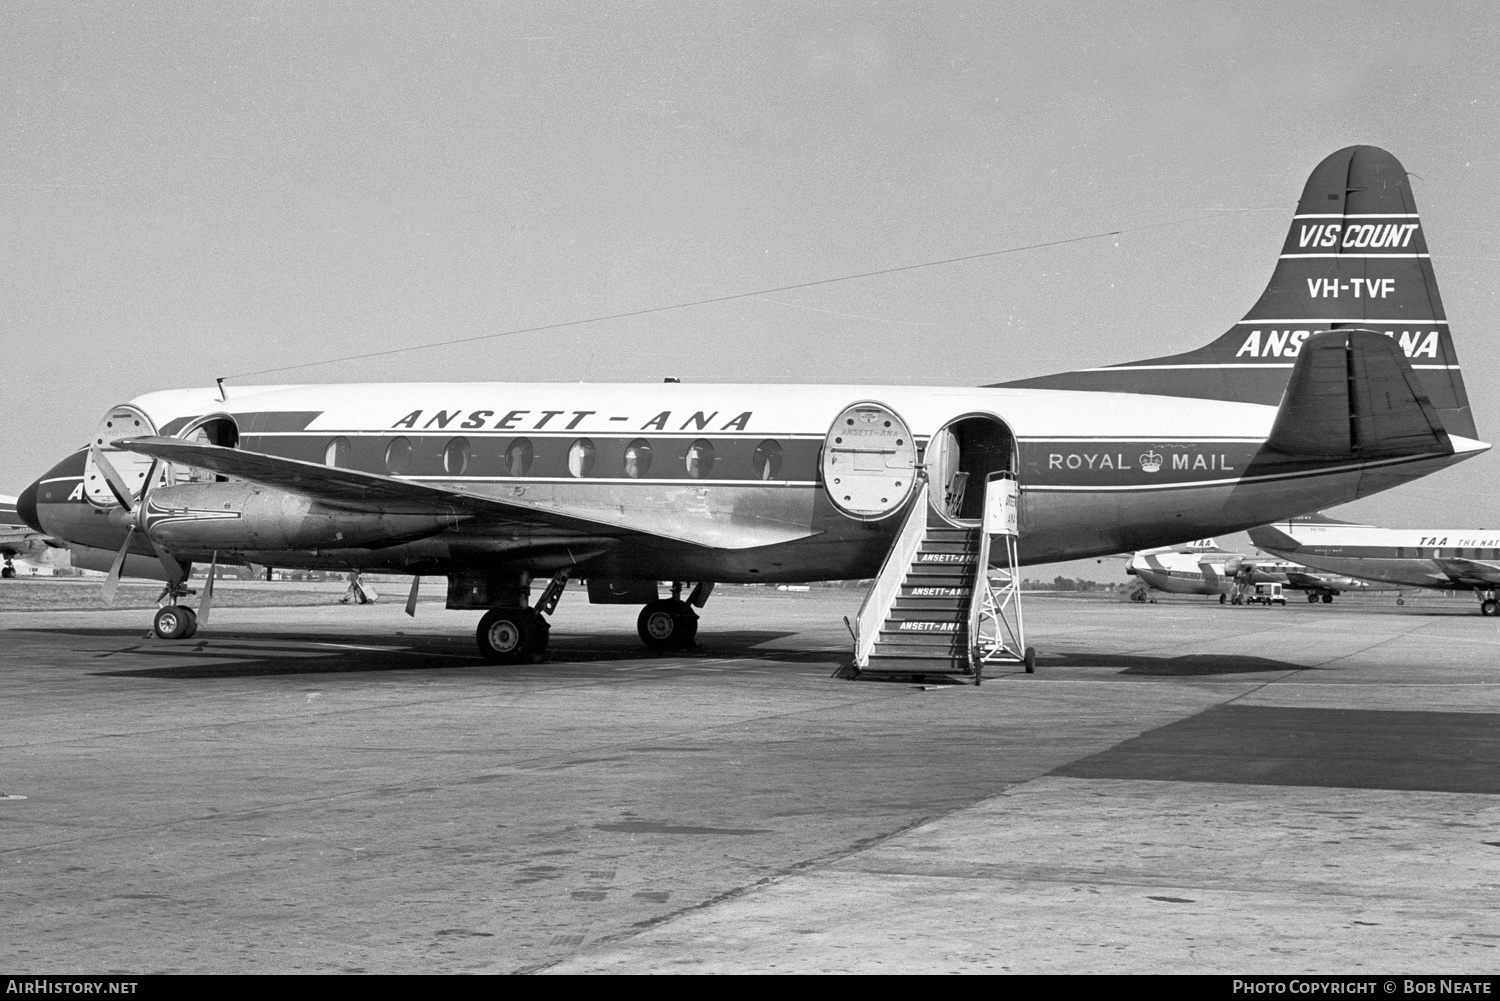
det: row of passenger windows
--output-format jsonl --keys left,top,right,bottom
{"left": 324, "top": 435, "right": 786, "bottom": 480}
{"left": 1392, "top": 547, "right": 1498, "bottom": 560}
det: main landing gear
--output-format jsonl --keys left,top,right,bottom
{"left": 474, "top": 571, "right": 568, "bottom": 665}
{"left": 637, "top": 599, "right": 699, "bottom": 650}
{"left": 477, "top": 607, "right": 550, "bottom": 663}
{"left": 1, "top": 558, "right": 16, "bottom": 579}
{"left": 636, "top": 582, "right": 711, "bottom": 651}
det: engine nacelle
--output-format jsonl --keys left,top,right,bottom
{"left": 141, "top": 481, "right": 453, "bottom": 553}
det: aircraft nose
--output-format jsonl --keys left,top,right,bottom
{"left": 16, "top": 477, "right": 42, "bottom": 534}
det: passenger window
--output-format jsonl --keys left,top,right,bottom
{"left": 752, "top": 440, "right": 783, "bottom": 480}
{"left": 325, "top": 436, "right": 351, "bottom": 469}
{"left": 385, "top": 436, "right": 412, "bottom": 475}
{"left": 568, "top": 438, "right": 596, "bottom": 477}
{"left": 624, "top": 439, "right": 652, "bottom": 478}
{"left": 504, "top": 438, "right": 534, "bottom": 476}
{"left": 686, "top": 439, "right": 714, "bottom": 479}
{"left": 443, "top": 437, "right": 470, "bottom": 476}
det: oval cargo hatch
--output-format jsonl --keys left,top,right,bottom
{"left": 822, "top": 401, "right": 917, "bottom": 520}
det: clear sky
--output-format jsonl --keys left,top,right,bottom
{"left": 3, "top": 1, "right": 1497, "bottom": 579}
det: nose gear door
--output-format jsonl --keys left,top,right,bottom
{"left": 822, "top": 401, "right": 917, "bottom": 521}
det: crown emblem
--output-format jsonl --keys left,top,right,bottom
{"left": 1139, "top": 451, "right": 1163, "bottom": 473}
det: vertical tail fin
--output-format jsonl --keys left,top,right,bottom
{"left": 997, "top": 145, "right": 1475, "bottom": 439}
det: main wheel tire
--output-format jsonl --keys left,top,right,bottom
{"left": 1023, "top": 647, "right": 1036, "bottom": 674}
{"left": 1219, "top": 593, "right": 1228, "bottom": 604}
{"left": 477, "top": 608, "right": 540, "bottom": 664}
{"left": 1482, "top": 599, "right": 1499, "bottom": 617}
{"left": 638, "top": 599, "right": 696, "bottom": 649}
{"left": 1308, "top": 593, "right": 1318, "bottom": 603}
{"left": 180, "top": 606, "right": 199, "bottom": 638}
{"left": 1397, "top": 598, "right": 1405, "bottom": 606}
{"left": 1, "top": 565, "right": 15, "bottom": 579}
{"left": 153, "top": 605, "right": 192, "bottom": 640}
{"left": 1323, "top": 593, "right": 1334, "bottom": 604}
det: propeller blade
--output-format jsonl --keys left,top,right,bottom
{"left": 198, "top": 551, "right": 218, "bottom": 626}
{"left": 144, "top": 531, "right": 187, "bottom": 587}
{"left": 100, "top": 526, "right": 135, "bottom": 604}
{"left": 90, "top": 443, "right": 136, "bottom": 512}
{"left": 405, "top": 575, "right": 421, "bottom": 617}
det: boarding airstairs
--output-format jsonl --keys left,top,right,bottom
{"left": 851, "top": 473, "right": 1034, "bottom": 683}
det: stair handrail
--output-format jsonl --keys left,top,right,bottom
{"left": 968, "top": 483, "right": 994, "bottom": 671}
{"left": 853, "top": 480, "right": 930, "bottom": 667}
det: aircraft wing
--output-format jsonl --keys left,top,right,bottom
{"left": 1432, "top": 557, "right": 1500, "bottom": 587}
{"left": 1283, "top": 569, "right": 1332, "bottom": 589}
{"left": 0, "top": 525, "right": 43, "bottom": 547}
{"left": 113, "top": 436, "right": 817, "bottom": 550}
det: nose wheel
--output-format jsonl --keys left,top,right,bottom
{"left": 153, "top": 604, "right": 198, "bottom": 639}
{"left": 1, "top": 560, "right": 15, "bottom": 579}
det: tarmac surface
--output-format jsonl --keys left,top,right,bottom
{"left": 3, "top": 581, "right": 1500, "bottom": 974}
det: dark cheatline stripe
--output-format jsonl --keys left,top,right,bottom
{"left": 1054, "top": 704, "right": 1500, "bottom": 794}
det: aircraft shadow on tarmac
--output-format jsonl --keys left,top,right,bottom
{"left": 10, "top": 626, "right": 817, "bottom": 679}
{"left": 1037, "top": 651, "right": 1307, "bottom": 676}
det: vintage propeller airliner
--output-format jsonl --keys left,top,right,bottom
{"left": 15, "top": 146, "right": 1487, "bottom": 663}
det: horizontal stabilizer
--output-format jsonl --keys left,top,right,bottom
{"left": 1263, "top": 329, "right": 1451, "bottom": 460}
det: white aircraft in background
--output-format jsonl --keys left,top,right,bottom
{"left": 1123, "top": 540, "right": 1378, "bottom": 604}
{"left": 0, "top": 493, "right": 55, "bottom": 579}
{"left": 1251, "top": 515, "right": 1500, "bottom": 615}
{"left": 15, "top": 145, "right": 1489, "bottom": 661}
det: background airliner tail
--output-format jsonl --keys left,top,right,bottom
{"left": 998, "top": 145, "right": 1476, "bottom": 440}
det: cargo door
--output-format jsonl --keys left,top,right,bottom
{"left": 822, "top": 401, "right": 917, "bottom": 520}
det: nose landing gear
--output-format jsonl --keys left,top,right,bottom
{"left": 151, "top": 579, "right": 201, "bottom": 639}
{"left": 1, "top": 558, "right": 16, "bottom": 579}
{"left": 153, "top": 604, "right": 197, "bottom": 639}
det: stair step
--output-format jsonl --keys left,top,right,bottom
{"left": 863, "top": 654, "right": 971, "bottom": 674}
{"left": 876, "top": 630, "right": 967, "bottom": 648}
{"left": 892, "top": 596, "right": 968, "bottom": 612}
{"left": 904, "top": 566, "right": 974, "bottom": 582}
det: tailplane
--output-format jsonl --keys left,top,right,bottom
{"left": 998, "top": 145, "right": 1476, "bottom": 439}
